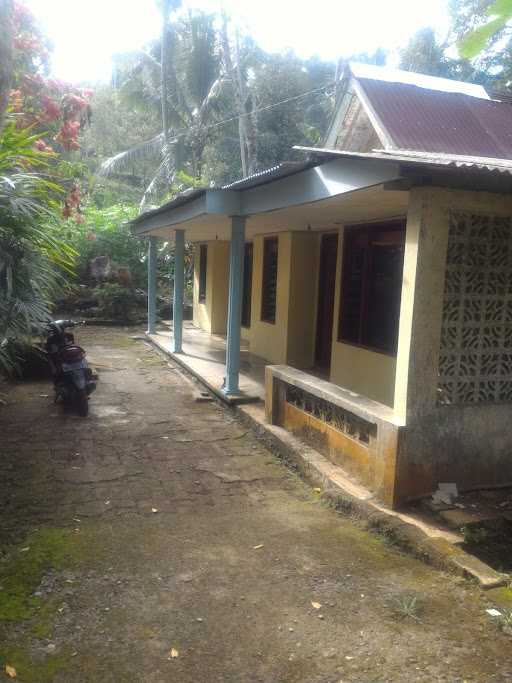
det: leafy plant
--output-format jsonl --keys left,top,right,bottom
{"left": 0, "top": 121, "right": 74, "bottom": 375}
{"left": 94, "top": 283, "right": 141, "bottom": 321}
{"left": 459, "top": 0, "right": 512, "bottom": 58}
{"left": 392, "top": 595, "right": 422, "bottom": 622}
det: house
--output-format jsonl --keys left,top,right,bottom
{"left": 131, "top": 63, "right": 512, "bottom": 509}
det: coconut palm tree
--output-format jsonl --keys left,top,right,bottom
{"left": 102, "top": 8, "right": 228, "bottom": 210}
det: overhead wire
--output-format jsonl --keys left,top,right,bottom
{"left": 165, "top": 79, "right": 339, "bottom": 143}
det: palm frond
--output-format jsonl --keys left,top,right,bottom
{"left": 100, "top": 133, "right": 165, "bottom": 176}
{"left": 139, "top": 155, "right": 176, "bottom": 212}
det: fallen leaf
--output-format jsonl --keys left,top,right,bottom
{"left": 311, "top": 601, "right": 322, "bottom": 610}
{"left": 39, "top": 394, "right": 49, "bottom": 398}
{"left": 5, "top": 664, "right": 17, "bottom": 678}
{"left": 20, "top": 547, "right": 29, "bottom": 553}
{"left": 345, "top": 656, "right": 354, "bottom": 661}
{"left": 253, "top": 544, "right": 264, "bottom": 550}
{"left": 151, "top": 508, "right": 158, "bottom": 513}
{"left": 168, "top": 648, "right": 179, "bottom": 659}
{"left": 313, "top": 487, "right": 321, "bottom": 493}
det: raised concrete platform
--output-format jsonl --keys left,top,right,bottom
{"left": 146, "top": 322, "right": 265, "bottom": 406}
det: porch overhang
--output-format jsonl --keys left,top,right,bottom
{"left": 130, "top": 157, "right": 403, "bottom": 240}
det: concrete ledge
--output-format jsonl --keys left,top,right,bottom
{"left": 267, "top": 364, "right": 403, "bottom": 426}
{"left": 237, "top": 402, "right": 509, "bottom": 590}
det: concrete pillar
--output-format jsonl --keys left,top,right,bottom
{"left": 146, "top": 236, "right": 157, "bottom": 334}
{"left": 172, "top": 229, "right": 185, "bottom": 353}
{"left": 393, "top": 187, "right": 449, "bottom": 423}
{"left": 224, "top": 216, "right": 246, "bottom": 395}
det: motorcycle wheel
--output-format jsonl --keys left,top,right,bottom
{"left": 75, "top": 389, "right": 89, "bottom": 417}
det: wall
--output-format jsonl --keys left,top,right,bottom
{"left": 192, "top": 241, "right": 230, "bottom": 335}
{"left": 329, "top": 227, "right": 397, "bottom": 407}
{"left": 393, "top": 186, "right": 512, "bottom": 500}
{"left": 334, "top": 95, "right": 382, "bottom": 153}
{"left": 249, "top": 233, "right": 292, "bottom": 364}
{"left": 248, "top": 231, "right": 320, "bottom": 367}
{"left": 286, "top": 232, "right": 320, "bottom": 368}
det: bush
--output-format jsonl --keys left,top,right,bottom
{"left": 94, "top": 283, "right": 142, "bottom": 321}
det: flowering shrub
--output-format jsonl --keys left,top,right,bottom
{"left": 8, "top": 1, "right": 92, "bottom": 219}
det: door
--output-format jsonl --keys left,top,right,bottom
{"left": 315, "top": 233, "right": 339, "bottom": 370}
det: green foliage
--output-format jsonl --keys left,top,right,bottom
{"left": 0, "top": 120, "right": 73, "bottom": 375}
{"left": 459, "top": 0, "right": 512, "bottom": 58}
{"left": 94, "top": 282, "right": 141, "bottom": 320}
{"left": 52, "top": 203, "right": 144, "bottom": 285}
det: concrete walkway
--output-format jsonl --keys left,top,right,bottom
{"left": 1, "top": 326, "right": 511, "bottom": 683}
{"left": 149, "top": 322, "right": 266, "bottom": 404}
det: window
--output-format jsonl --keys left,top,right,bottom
{"left": 339, "top": 221, "right": 405, "bottom": 355}
{"left": 198, "top": 244, "right": 207, "bottom": 303}
{"left": 241, "top": 242, "right": 253, "bottom": 328}
{"left": 261, "top": 237, "right": 278, "bottom": 324}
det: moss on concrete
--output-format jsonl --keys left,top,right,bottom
{"left": 488, "top": 586, "right": 512, "bottom": 607}
{"left": 0, "top": 646, "right": 71, "bottom": 683}
{"left": 0, "top": 527, "right": 91, "bottom": 622}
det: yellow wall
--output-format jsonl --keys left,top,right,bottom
{"left": 286, "top": 232, "right": 320, "bottom": 368}
{"left": 329, "top": 227, "right": 396, "bottom": 407}
{"left": 249, "top": 233, "right": 291, "bottom": 364}
{"left": 193, "top": 228, "right": 397, "bottom": 408}
{"left": 193, "top": 241, "right": 230, "bottom": 335}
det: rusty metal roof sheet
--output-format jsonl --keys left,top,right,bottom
{"left": 294, "top": 146, "right": 512, "bottom": 176}
{"left": 357, "top": 78, "right": 512, "bottom": 159}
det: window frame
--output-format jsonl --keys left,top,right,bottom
{"left": 338, "top": 219, "right": 406, "bottom": 357}
{"left": 261, "top": 236, "right": 279, "bottom": 324}
{"left": 198, "top": 243, "right": 207, "bottom": 303}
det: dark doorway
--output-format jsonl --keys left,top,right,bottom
{"left": 315, "top": 233, "right": 339, "bottom": 370}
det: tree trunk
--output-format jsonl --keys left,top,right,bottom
{"left": 0, "top": 0, "right": 13, "bottom": 133}
{"left": 220, "top": 15, "right": 257, "bottom": 178}
{"left": 160, "top": 0, "right": 173, "bottom": 180}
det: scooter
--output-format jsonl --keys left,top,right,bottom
{"left": 44, "top": 319, "right": 96, "bottom": 416}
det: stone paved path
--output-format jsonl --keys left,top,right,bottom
{"left": 1, "top": 327, "right": 512, "bottom": 683}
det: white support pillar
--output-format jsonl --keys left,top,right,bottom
{"left": 224, "top": 216, "right": 246, "bottom": 395}
{"left": 146, "top": 236, "right": 157, "bottom": 335}
{"left": 172, "top": 229, "right": 185, "bottom": 353}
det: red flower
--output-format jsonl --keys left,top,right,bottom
{"left": 41, "top": 95, "right": 60, "bottom": 122}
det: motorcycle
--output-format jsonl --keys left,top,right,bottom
{"left": 44, "top": 319, "right": 97, "bottom": 416}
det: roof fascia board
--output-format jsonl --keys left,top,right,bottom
{"left": 132, "top": 189, "right": 241, "bottom": 236}
{"left": 132, "top": 194, "right": 207, "bottom": 235}
{"left": 205, "top": 189, "right": 241, "bottom": 215}
{"left": 324, "top": 79, "right": 353, "bottom": 147}
{"left": 351, "top": 76, "right": 396, "bottom": 150}
{"left": 134, "top": 158, "right": 403, "bottom": 235}
{"left": 240, "top": 157, "right": 401, "bottom": 215}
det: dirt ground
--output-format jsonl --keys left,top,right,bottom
{"left": 1, "top": 326, "right": 512, "bottom": 683}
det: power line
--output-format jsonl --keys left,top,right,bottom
{"left": 166, "top": 79, "right": 338, "bottom": 143}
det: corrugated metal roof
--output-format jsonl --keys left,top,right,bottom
{"left": 221, "top": 160, "right": 318, "bottom": 190}
{"left": 130, "top": 188, "right": 208, "bottom": 225}
{"left": 357, "top": 78, "right": 512, "bottom": 159}
{"left": 294, "top": 146, "right": 512, "bottom": 176}
{"left": 350, "top": 62, "right": 490, "bottom": 99}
